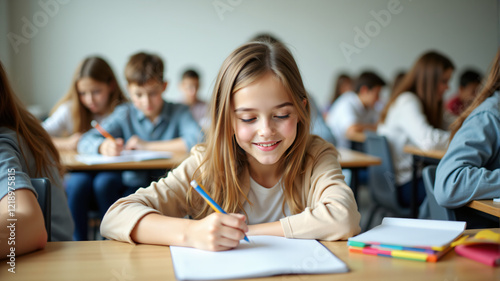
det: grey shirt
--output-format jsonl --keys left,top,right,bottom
{"left": 0, "top": 127, "right": 74, "bottom": 241}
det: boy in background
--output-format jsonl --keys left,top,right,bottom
{"left": 78, "top": 52, "right": 202, "bottom": 195}
{"left": 178, "top": 69, "right": 209, "bottom": 130}
{"left": 326, "top": 71, "right": 386, "bottom": 148}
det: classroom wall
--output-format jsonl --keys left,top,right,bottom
{"left": 0, "top": 0, "right": 498, "bottom": 115}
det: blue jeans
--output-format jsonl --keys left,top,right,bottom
{"left": 65, "top": 171, "right": 123, "bottom": 241}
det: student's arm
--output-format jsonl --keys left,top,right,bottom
{"left": 0, "top": 139, "right": 48, "bottom": 258}
{"left": 278, "top": 140, "right": 361, "bottom": 241}
{"left": 0, "top": 189, "right": 47, "bottom": 258}
{"left": 124, "top": 136, "right": 187, "bottom": 154}
{"left": 78, "top": 105, "right": 127, "bottom": 155}
{"left": 247, "top": 221, "right": 284, "bottom": 236}
{"left": 130, "top": 212, "right": 247, "bottom": 251}
{"left": 100, "top": 148, "right": 246, "bottom": 251}
{"left": 434, "top": 111, "right": 500, "bottom": 208}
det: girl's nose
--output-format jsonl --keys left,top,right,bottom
{"left": 258, "top": 119, "right": 275, "bottom": 137}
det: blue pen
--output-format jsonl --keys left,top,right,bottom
{"left": 190, "top": 180, "right": 250, "bottom": 243}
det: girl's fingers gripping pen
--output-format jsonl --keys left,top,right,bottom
{"left": 190, "top": 180, "right": 250, "bottom": 243}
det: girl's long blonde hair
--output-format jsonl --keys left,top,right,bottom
{"left": 0, "top": 61, "right": 64, "bottom": 180}
{"left": 450, "top": 48, "right": 500, "bottom": 140}
{"left": 50, "top": 56, "right": 127, "bottom": 133}
{"left": 187, "top": 42, "right": 311, "bottom": 219}
{"left": 379, "top": 51, "right": 454, "bottom": 128}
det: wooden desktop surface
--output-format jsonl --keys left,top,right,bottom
{"left": 403, "top": 145, "right": 446, "bottom": 160}
{"left": 467, "top": 200, "right": 500, "bottom": 218}
{"left": 337, "top": 148, "right": 381, "bottom": 168}
{"left": 61, "top": 151, "right": 188, "bottom": 171}
{"left": 2, "top": 229, "right": 498, "bottom": 281}
{"left": 61, "top": 148, "right": 381, "bottom": 171}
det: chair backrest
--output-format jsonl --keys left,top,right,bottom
{"left": 422, "top": 165, "right": 456, "bottom": 221}
{"left": 364, "top": 131, "right": 410, "bottom": 217}
{"left": 30, "top": 178, "right": 51, "bottom": 241}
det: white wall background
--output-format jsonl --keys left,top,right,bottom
{"left": 0, "top": 0, "right": 498, "bottom": 116}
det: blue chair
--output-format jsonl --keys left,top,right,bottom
{"left": 422, "top": 165, "right": 456, "bottom": 221}
{"left": 31, "top": 178, "right": 51, "bottom": 241}
{"left": 363, "top": 132, "right": 411, "bottom": 230}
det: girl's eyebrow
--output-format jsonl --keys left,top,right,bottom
{"left": 234, "top": 102, "right": 293, "bottom": 112}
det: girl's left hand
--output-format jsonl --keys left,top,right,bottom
{"left": 125, "top": 135, "right": 146, "bottom": 150}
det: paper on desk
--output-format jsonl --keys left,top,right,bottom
{"left": 76, "top": 150, "right": 172, "bottom": 165}
{"left": 349, "top": 217, "right": 466, "bottom": 249}
{"left": 170, "top": 235, "right": 348, "bottom": 280}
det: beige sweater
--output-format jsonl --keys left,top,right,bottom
{"left": 100, "top": 136, "right": 361, "bottom": 243}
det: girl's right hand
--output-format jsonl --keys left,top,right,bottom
{"left": 185, "top": 213, "right": 248, "bottom": 251}
{"left": 99, "top": 138, "right": 124, "bottom": 156}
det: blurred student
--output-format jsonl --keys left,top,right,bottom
{"left": 378, "top": 51, "right": 454, "bottom": 208}
{"left": 330, "top": 73, "right": 354, "bottom": 106}
{"left": 435, "top": 50, "right": 500, "bottom": 228}
{"left": 43, "top": 57, "right": 127, "bottom": 241}
{"left": 178, "top": 69, "right": 209, "bottom": 130}
{"left": 326, "top": 71, "right": 386, "bottom": 148}
{"left": 446, "top": 69, "right": 482, "bottom": 117}
{"left": 78, "top": 52, "right": 202, "bottom": 196}
{"left": 43, "top": 56, "right": 127, "bottom": 150}
{"left": 100, "top": 42, "right": 360, "bottom": 251}
{"left": 1, "top": 61, "right": 73, "bottom": 258}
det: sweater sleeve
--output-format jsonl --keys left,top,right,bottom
{"left": 434, "top": 111, "right": 500, "bottom": 208}
{"left": 280, "top": 140, "right": 361, "bottom": 241}
{"left": 100, "top": 147, "right": 203, "bottom": 243}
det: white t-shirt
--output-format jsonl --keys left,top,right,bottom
{"left": 242, "top": 177, "right": 291, "bottom": 225}
{"left": 42, "top": 102, "right": 106, "bottom": 137}
{"left": 377, "top": 92, "right": 450, "bottom": 185}
{"left": 325, "top": 91, "right": 378, "bottom": 148}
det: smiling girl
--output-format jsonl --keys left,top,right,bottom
{"left": 100, "top": 42, "right": 361, "bottom": 251}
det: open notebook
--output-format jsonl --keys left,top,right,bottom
{"left": 76, "top": 150, "right": 172, "bottom": 165}
{"left": 170, "top": 236, "right": 348, "bottom": 280}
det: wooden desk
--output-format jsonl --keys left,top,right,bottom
{"left": 61, "top": 151, "right": 189, "bottom": 171}
{"left": 2, "top": 229, "right": 498, "bottom": 280}
{"left": 337, "top": 148, "right": 381, "bottom": 168}
{"left": 467, "top": 200, "right": 500, "bottom": 218}
{"left": 404, "top": 145, "right": 446, "bottom": 218}
{"left": 403, "top": 145, "right": 446, "bottom": 160}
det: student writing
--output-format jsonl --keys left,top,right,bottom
{"left": 100, "top": 42, "right": 361, "bottom": 251}
{"left": 78, "top": 52, "right": 203, "bottom": 196}
{"left": 0, "top": 61, "right": 73, "bottom": 258}
{"left": 43, "top": 56, "right": 127, "bottom": 151}
{"left": 43, "top": 56, "right": 128, "bottom": 241}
